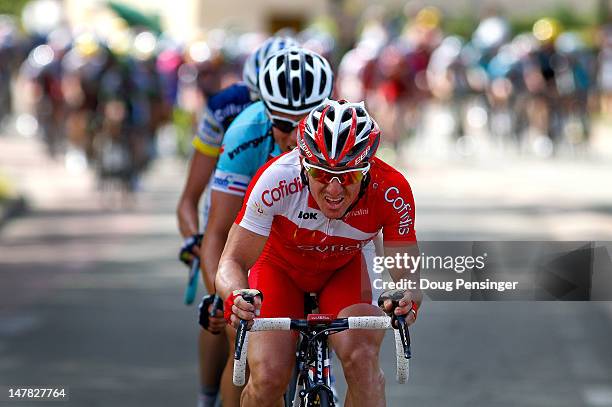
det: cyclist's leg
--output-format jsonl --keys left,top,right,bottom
{"left": 319, "top": 254, "right": 386, "bottom": 407}
{"left": 331, "top": 303, "right": 386, "bottom": 407}
{"left": 241, "top": 331, "right": 297, "bottom": 407}
{"left": 197, "top": 187, "right": 231, "bottom": 407}
{"left": 241, "top": 260, "right": 304, "bottom": 407}
{"left": 198, "top": 329, "right": 227, "bottom": 407}
{"left": 219, "top": 326, "right": 242, "bottom": 407}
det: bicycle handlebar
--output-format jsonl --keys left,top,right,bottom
{"left": 232, "top": 316, "right": 410, "bottom": 386}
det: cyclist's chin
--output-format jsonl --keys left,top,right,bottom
{"left": 321, "top": 207, "right": 344, "bottom": 219}
{"left": 319, "top": 199, "right": 351, "bottom": 219}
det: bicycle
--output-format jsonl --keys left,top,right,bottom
{"left": 232, "top": 301, "right": 411, "bottom": 406}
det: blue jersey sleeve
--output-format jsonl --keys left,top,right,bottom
{"left": 192, "top": 83, "right": 253, "bottom": 157}
{"left": 212, "top": 102, "right": 274, "bottom": 196}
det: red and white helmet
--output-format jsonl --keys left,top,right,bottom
{"left": 297, "top": 99, "right": 380, "bottom": 168}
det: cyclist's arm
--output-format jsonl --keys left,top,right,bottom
{"left": 383, "top": 243, "right": 423, "bottom": 317}
{"left": 378, "top": 166, "right": 421, "bottom": 322}
{"left": 214, "top": 154, "right": 280, "bottom": 319}
{"left": 215, "top": 224, "right": 267, "bottom": 301}
{"left": 200, "top": 190, "right": 243, "bottom": 293}
{"left": 176, "top": 105, "right": 223, "bottom": 239}
{"left": 176, "top": 151, "right": 217, "bottom": 239}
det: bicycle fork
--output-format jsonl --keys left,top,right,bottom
{"left": 295, "top": 335, "right": 335, "bottom": 406}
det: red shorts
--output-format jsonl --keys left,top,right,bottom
{"left": 248, "top": 253, "right": 372, "bottom": 319}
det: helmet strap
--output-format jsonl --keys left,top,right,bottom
{"left": 300, "top": 166, "right": 309, "bottom": 188}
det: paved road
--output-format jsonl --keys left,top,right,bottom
{"left": 1, "top": 130, "right": 612, "bottom": 406}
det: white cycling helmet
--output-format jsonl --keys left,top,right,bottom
{"left": 258, "top": 47, "right": 334, "bottom": 115}
{"left": 242, "top": 36, "right": 299, "bottom": 96}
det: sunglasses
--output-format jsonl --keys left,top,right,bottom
{"left": 267, "top": 112, "right": 301, "bottom": 133}
{"left": 303, "top": 160, "right": 370, "bottom": 185}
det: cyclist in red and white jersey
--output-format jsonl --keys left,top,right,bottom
{"left": 216, "top": 99, "right": 422, "bottom": 406}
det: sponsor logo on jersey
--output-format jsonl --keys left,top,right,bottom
{"left": 345, "top": 208, "right": 369, "bottom": 218}
{"left": 261, "top": 177, "right": 304, "bottom": 207}
{"left": 298, "top": 211, "right": 318, "bottom": 220}
{"left": 227, "top": 134, "right": 268, "bottom": 160}
{"left": 213, "top": 174, "right": 248, "bottom": 193}
{"left": 213, "top": 103, "right": 250, "bottom": 125}
{"left": 384, "top": 186, "right": 413, "bottom": 235}
{"left": 296, "top": 241, "right": 369, "bottom": 253}
{"left": 253, "top": 201, "right": 265, "bottom": 215}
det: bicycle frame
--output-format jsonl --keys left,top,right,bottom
{"left": 291, "top": 317, "right": 342, "bottom": 405}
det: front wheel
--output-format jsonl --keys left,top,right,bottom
{"left": 302, "top": 389, "right": 332, "bottom": 407}
{"left": 315, "top": 390, "right": 331, "bottom": 406}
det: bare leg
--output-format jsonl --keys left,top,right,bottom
{"left": 220, "top": 325, "right": 244, "bottom": 407}
{"left": 330, "top": 303, "right": 386, "bottom": 407}
{"left": 198, "top": 328, "right": 227, "bottom": 406}
{"left": 240, "top": 330, "right": 297, "bottom": 407}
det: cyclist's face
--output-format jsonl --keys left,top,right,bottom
{"left": 307, "top": 171, "right": 361, "bottom": 219}
{"left": 269, "top": 110, "right": 304, "bottom": 152}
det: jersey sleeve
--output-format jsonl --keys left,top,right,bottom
{"left": 379, "top": 169, "right": 417, "bottom": 244}
{"left": 192, "top": 106, "right": 224, "bottom": 158}
{"left": 210, "top": 124, "right": 257, "bottom": 196}
{"left": 234, "top": 159, "right": 283, "bottom": 237}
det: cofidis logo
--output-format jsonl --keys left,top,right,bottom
{"left": 261, "top": 177, "right": 304, "bottom": 207}
{"left": 384, "top": 186, "right": 413, "bottom": 235}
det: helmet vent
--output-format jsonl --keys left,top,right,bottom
{"left": 324, "top": 125, "right": 334, "bottom": 157}
{"left": 319, "top": 74, "right": 327, "bottom": 96}
{"left": 312, "top": 115, "right": 319, "bottom": 129}
{"left": 279, "top": 73, "right": 287, "bottom": 98}
{"left": 264, "top": 74, "right": 273, "bottom": 95}
{"left": 341, "top": 110, "right": 352, "bottom": 124}
{"left": 326, "top": 108, "right": 335, "bottom": 122}
{"left": 356, "top": 121, "right": 366, "bottom": 137}
{"left": 291, "top": 77, "right": 300, "bottom": 101}
{"left": 305, "top": 72, "right": 314, "bottom": 95}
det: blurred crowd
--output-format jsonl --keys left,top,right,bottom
{"left": 1, "top": 1, "right": 612, "bottom": 194}
{"left": 338, "top": 7, "right": 611, "bottom": 158}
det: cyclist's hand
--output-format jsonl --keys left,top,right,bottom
{"left": 379, "top": 289, "right": 419, "bottom": 327}
{"left": 179, "top": 234, "right": 203, "bottom": 267}
{"left": 207, "top": 307, "right": 225, "bottom": 334}
{"left": 191, "top": 244, "right": 202, "bottom": 259}
{"left": 224, "top": 289, "right": 263, "bottom": 330}
{"left": 199, "top": 294, "right": 225, "bottom": 334}
{"left": 395, "top": 291, "right": 418, "bottom": 326}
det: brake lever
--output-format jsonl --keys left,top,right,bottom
{"left": 395, "top": 314, "right": 411, "bottom": 359}
{"left": 234, "top": 294, "right": 255, "bottom": 360}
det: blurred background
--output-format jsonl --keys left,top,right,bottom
{"left": 1, "top": 0, "right": 612, "bottom": 406}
